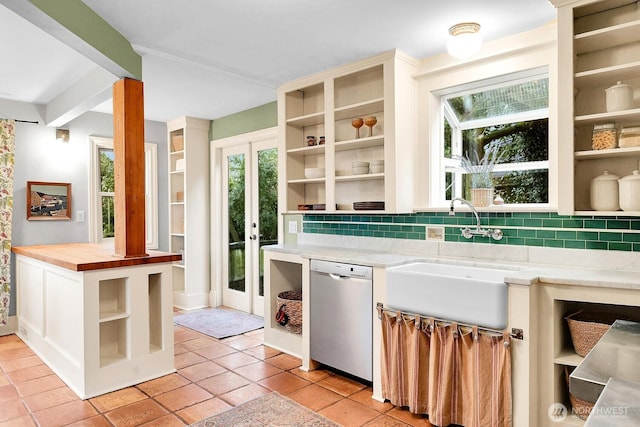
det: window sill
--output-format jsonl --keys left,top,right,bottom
{"left": 413, "top": 204, "right": 557, "bottom": 213}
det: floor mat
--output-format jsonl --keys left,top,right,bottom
{"left": 173, "top": 307, "right": 264, "bottom": 339}
{"left": 189, "top": 392, "right": 340, "bottom": 426}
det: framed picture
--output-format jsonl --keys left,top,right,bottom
{"left": 27, "top": 181, "right": 72, "bottom": 221}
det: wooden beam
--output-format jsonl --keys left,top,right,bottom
{"left": 113, "top": 78, "right": 147, "bottom": 258}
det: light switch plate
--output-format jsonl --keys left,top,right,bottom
{"left": 76, "top": 211, "right": 85, "bottom": 222}
{"left": 288, "top": 220, "right": 298, "bottom": 234}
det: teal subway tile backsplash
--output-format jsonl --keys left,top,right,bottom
{"left": 302, "top": 211, "right": 640, "bottom": 253}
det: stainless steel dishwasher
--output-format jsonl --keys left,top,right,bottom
{"left": 310, "top": 259, "right": 373, "bottom": 381}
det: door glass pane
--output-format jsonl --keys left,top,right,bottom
{"left": 227, "top": 153, "right": 246, "bottom": 292}
{"left": 101, "top": 196, "right": 115, "bottom": 238}
{"left": 99, "top": 148, "right": 115, "bottom": 239}
{"left": 257, "top": 148, "right": 278, "bottom": 298}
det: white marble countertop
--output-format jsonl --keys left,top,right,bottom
{"left": 263, "top": 242, "right": 640, "bottom": 290}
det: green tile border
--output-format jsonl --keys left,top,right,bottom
{"left": 302, "top": 212, "right": 640, "bottom": 252}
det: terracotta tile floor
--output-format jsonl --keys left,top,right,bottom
{"left": 0, "top": 313, "right": 433, "bottom": 426}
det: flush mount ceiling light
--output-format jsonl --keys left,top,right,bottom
{"left": 447, "top": 22, "right": 482, "bottom": 60}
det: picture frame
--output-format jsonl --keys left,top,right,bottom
{"left": 26, "top": 181, "right": 72, "bottom": 221}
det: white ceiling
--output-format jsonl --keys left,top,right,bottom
{"left": 1, "top": 1, "right": 557, "bottom": 125}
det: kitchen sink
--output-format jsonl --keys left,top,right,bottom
{"left": 385, "top": 261, "right": 519, "bottom": 329}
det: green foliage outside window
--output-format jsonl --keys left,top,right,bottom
{"left": 99, "top": 149, "right": 115, "bottom": 238}
{"left": 444, "top": 76, "right": 549, "bottom": 204}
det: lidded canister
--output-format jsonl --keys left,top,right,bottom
{"left": 592, "top": 123, "right": 617, "bottom": 150}
{"left": 619, "top": 126, "right": 640, "bottom": 148}
{"left": 618, "top": 170, "right": 640, "bottom": 211}
{"left": 590, "top": 170, "right": 620, "bottom": 211}
{"left": 605, "top": 81, "right": 633, "bottom": 112}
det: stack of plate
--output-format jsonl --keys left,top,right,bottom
{"left": 353, "top": 201, "right": 385, "bottom": 210}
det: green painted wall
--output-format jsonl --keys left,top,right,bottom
{"left": 210, "top": 102, "right": 277, "bottom": 140}
{"left": 30, "top": 0, "right": 142, "bottom": 78}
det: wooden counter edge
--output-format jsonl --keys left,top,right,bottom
{"left": 12, "top": 243, "right": 182, "bottom": 272}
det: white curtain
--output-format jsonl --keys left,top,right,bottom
{"left": 0, "top": 119, "right": 15, "bottom": 325}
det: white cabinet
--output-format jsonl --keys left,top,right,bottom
{"left": 537, "top": 283, "right": 640, "bottom": 426}
{"left": 15, "top": 254, "right": 175, "bottom": 399}
{"left": 278, "top": 49, "right": 418, "bottom": 214}
{"left": 556, "top": 0, "right": 640, "bottom": 215}
{"left": 263, "top": 250, "right": 308, "bottom": 364}
{"left": 168, "top": 116, "right": 211, "bottom": 309}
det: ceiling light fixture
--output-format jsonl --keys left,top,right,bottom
{"left": 447, "top": 22, "right": 482, "bottom": 60}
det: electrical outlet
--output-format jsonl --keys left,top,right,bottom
{"left": 427, "top": 227, "right": 444, "bottom": 241}
{"left": 288, "top": 220, "right": 298, "bottom": 234}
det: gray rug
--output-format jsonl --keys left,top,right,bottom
{"left": 174, "top": 308, "right": 263, "bottom": 339}
{"left": 189, "top": 392, "right": 340, "bottom": 426}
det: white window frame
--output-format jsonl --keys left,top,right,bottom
{"left": 89, "top": 136, "right": 158, "bottom": 249}
{"left": 436, "top": 70, "right": 550, "bottom": 207}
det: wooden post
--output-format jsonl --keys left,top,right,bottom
{"left": 112, "top": 78, "right": 148, "bottom": 258}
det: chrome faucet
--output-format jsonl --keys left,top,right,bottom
{"left": 449, "top": 197, "right": 503, "bottom": 241}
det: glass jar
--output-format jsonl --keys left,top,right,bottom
{"left": 619, "top": 126, "right": 640, "bottom": 148}
{"left": 306, "top": 135, "right": 317, "bottom": 146}
{"left": 592, "top": 124, "right": 617, "bottom": 150}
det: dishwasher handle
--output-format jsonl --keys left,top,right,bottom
{"left": 310, "top": 259, "right": 373, "bottom": 280}
{"left": 329, "top": 273, "right": 349, "bottom": 280}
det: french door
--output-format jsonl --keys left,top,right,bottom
{"left": 221, "top": 136, "right": 277, "bottom": 315}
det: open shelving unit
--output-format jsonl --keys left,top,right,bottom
{"left": 263, "top": 251, "right": 307, "bottom": 361}
{"left": 278, "top": 50, "right": 418, "bottom": 214}
{"left": 537, "top": 279, "right": 640, "bottom": 426}
{"left": 167, "top": 117, "right": 210, "bottom": 310}
{"left": 557, "top": 0, "right": 640, "bottom": 215}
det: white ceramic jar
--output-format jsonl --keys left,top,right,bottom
{"left": 619, "top": 170, "right": 640, "bottom": 211}
{"left": 590, "top": 170, "right": 620, "bottom": 211}
{"left": 605, "top": 81, "right": 633, "bottom": 112}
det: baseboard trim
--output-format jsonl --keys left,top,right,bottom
{"left": 0, "top": 315, "right": 17, "bottom": 336}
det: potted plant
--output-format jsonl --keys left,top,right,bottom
{"left": 457, "top": 145, "right": 502, "bottom": 207}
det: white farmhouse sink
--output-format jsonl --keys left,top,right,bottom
{"left": 385, "top": 262, "right": 516, "bottom": 329}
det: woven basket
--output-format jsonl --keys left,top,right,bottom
{"left": 564, "top": 366, "right": 594, "bottom": 421}
{"left": 565, "top": 310, "right": 619, "bottom": 357}
{"left": 171, "top": 135, "right": 184, "bottom": 152}
{"left": 276, "top": 289, "right": 302, "bottom": 334}
{"left": 470, "top": 188, "right": 494, "bottom": 207}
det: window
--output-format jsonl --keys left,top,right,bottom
{"left": 90, "top": 137, "right": 158, "bottom": 248}
{"left": 438, "top": 71, "right": 549, "bottom": 206}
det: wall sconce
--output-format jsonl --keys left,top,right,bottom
{"left": 447, "top": 22, "right": 482, "bottom": 60}
{"left": 56, "top": 128, "right": 69, "bottom": 143}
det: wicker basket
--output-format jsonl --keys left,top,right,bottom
{"left": 470, "top": 188, "right": 494, "bottom": 207}
{"left": 564, "top": 366, "right": 594, "bottom": 421}
{"left": 171, "top": 135, "right": 184, "bottom": 152}
{"left": 565, "top": 310, "right": 619, "bottom": 357}
{"left": 276, "top": 289, "right": 302, "bottom": 334}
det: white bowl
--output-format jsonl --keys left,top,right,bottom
{"left": 352, "top": 161, "right": 369, "bottom": 168}
{"left": 370, "top": 159, "right": 384, "bottom": 166}
{"left": 370, "top": 165, "right": 384, "bottom": 174}
{"left": 304, "top": 168, "right": 325, "bottom": 179}
{"left": 352, "top": 166, "right": 370, "bottom": 175}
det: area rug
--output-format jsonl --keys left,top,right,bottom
{"left": 174, "top": 308, "right": 263, "bottom": 339}
{"left": 189, "top": 392, "right": 340, "bottom": 426}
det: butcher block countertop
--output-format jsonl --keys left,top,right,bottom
{"left": 12, "top": 243, "right": 181, "bottom": 272}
